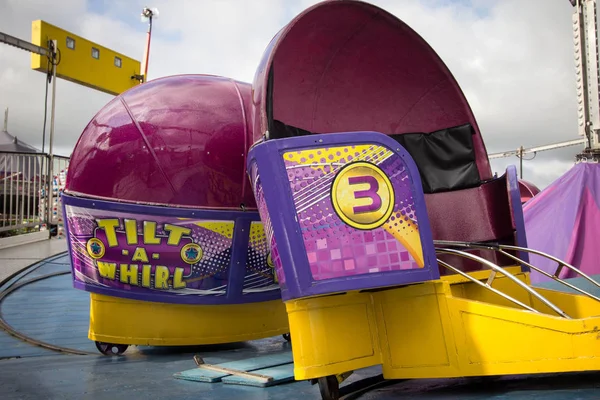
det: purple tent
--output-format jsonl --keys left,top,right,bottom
{"left": 524, "top": 162, "right": 600, "bottom": 283}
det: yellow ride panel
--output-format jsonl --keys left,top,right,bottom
{"left": 88, "top": 293, "right": 289, "bottom": 346}
{"left": 31, "top": 20, "right": 141, "bottom": 96}
{"left": 285, "top": 292, "right": 381, "bottom": 380}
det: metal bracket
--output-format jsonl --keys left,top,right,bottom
{"left": 0, "top": 31, "right": 49, "bottom": 57}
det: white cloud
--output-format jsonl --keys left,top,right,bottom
{"left": 0, "top": 0, "right": 583, "bottom": 188}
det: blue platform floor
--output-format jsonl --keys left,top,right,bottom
{"left": 1, "top": 248, "right": 600, "bottom": 399}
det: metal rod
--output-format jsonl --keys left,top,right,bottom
{"left": 145, "top": 16, "right": 152, "bottom": 81}
{"left": 0, "top": 31, "right": 49, "bottom": 56}
{"left": 436, "top": 248, "right": 571, "bottom": 318}
{"left": 46, "top": 40, "right": 57, "bottom": 234}
{"left": 435, "top": 238, "right": 600, "bottom": 303}
{"left": 19, "top": 160, "right": 24, "bottom": 229}
{"left": 434, "top": 240, "right": 600, "bottom": 291}
{"left": 485, "top": 270, "right": 497, "bottom": 287}
{"left": 3, "top": 156, "right": 7, "bottom": 227}
{"left": 519, "top": 146, "right": 524, "bottom": 178}
{"left": 141, "top": 13, "right": 153, "bottom": 82}
{"left": 26, "top": 157, "right": 31, "bottom": 224}
{"left": 9, "top": 155, "right": 14, "bottom": 228}
{"left": 488, "top": 138, "right": 585, "bottom": 159}
{"left": 35, "top": 157, "right": 40, "bottom": 229}
{"left": 496, "top": 248, "right": 600, "bottom": 303}
{"left": 498, "top": 243, "right": 600, "bottom": 290}
{"left": 437, "top": 259, "right": 540, "bottom": 314}
{"left": 0, "top": 222, "right": 39, "bottom": 233}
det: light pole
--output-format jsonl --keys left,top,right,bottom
{"left": 140, "top": 7, "right": 159, "bottom": 83}
{"left": 570, "top": 0, "right": 600, "bottom": 162}
{"left": 46, "top": 39, "right": 58, "bottom": 233}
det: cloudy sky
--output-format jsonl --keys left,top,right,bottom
{"left": 0, "top": 0, "right": 582, "bottom": 188}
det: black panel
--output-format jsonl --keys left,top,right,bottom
{"left": 269, "top": 119, "right": 480, "bottom": 194}
{"left": 266, "top": 65, "right": 275, "bottom": 138}
{"left": 390, "top": 124, "right": 481, "bottom": 193}
{"left": 270, "top": 120, "right": 314, "bottom": 139}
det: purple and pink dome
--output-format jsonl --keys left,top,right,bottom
{"left": 65, "top": 74, "right": 256, "bottom": 210}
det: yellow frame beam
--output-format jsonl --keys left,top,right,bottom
{"left": 31, "top": 20, "right": 141, "bottom": 96}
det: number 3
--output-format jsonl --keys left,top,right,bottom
{"left": 348, "top": 175, "right": 382, "bottom": 214}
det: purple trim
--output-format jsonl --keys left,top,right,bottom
{"left": 62, "top": 194, "right": 281, "bottom": 305}
{"left": 227, "top": 218, "right": 251, "bottom": 300}
{"left": 62, "top": 194, "right": 258, "bottom": 221}
{"left": 62, "top": 198, "right": 77, "bottom": 288}
{"left": 247, "top": 131, "right": 440, "bottom": 301}
{"left": 505, "top": 165, "right": 530, "bottom": 271}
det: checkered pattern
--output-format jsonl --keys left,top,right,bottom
{"left": 306, "top": 229, "right": 419, "bottom": 281}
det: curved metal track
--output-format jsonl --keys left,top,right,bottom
{"left": 0, "top": 254, "right": 96, "bottom": 356}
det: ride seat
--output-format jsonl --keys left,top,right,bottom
{"left": 390, "top": 124, "right": 519, "bottom": 274}
{"left": 269, "top": 120, "right": 520, "bottom": 274}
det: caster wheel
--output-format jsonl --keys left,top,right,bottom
{"left": 95, "top": 341, "right": 129, "bottom": 356}
{"left": 282, "top": 333, "right": 291, "bottom": 342}
{"left": 318, "top": 375, "right": 340, "bottom": 400}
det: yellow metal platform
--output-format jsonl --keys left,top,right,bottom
{"left": 286, "top": 267, "right": 600, "bottom": 381}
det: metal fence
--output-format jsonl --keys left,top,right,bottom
{"left": 0, "top": 151, "right": 69, "bottom": 238}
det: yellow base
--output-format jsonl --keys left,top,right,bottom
{"left": 89, "top": 293, "right": 289, "bottom": 346}
{"left": 286, "top": 267, "right": 600, "bottom": 380}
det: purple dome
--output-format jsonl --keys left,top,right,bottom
{"left": 65, "top": 74, "right": 256, "bottom": 210}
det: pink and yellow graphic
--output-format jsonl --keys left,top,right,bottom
{"left": 283, "top": 144, "right": 424, "bottom": 281}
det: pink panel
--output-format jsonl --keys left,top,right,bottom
{"left": 424, "top": 177, "right": 513, "bottom": 243}
{"left": 519, "top": 179, "right": 541, "bottom": 203}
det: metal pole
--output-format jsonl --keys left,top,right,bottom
{"left": 140, "top": 13, "right": 153, "bottom": 83}
{"left": 519, "top": 146, "right": 524, "bottom": 179}
{"left": 144, "top": 16, "right": 152, "bottom": 82}
{"left": 46, "top": 39, "right": 57, "bottom": 235}
{"left": 139, "top": 7, "right": 158, "bottom": 83}
{"left": 488, "top": 138, "right": 585, "bottom": 159}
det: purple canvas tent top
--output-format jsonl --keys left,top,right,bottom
{"left": 524, "top": 162, "right": 600, "bottom": 283}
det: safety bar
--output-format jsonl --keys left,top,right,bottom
{"left": 435, "top": 240, "right": 600, "bottom": 304}
{"left": 436, "top": 248, "right": 571, "bottom": 319}
{"left": 436, "top": 259, "right": 540, "bottom": 314}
